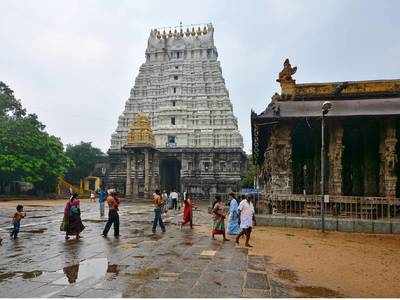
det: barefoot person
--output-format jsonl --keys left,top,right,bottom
{"left": 102, "top": 191, "right": 120, "bottom": 238}
{"left": 227, "top": 192, "right": 241, "bottom": 235}
{"left": 152, "top": 189, "right": 166, "bottom": 233}
{"left": 181, "top": 193, "right": 196, "bottom": 229}
{"left": 62, "top": 193, "right": 85, "bottom": 240}
{"left": 235, "top": 195, "right": 256, "bottom": 247}
{"left": 10, "top": 204, "right": 26, "bottom": 240}
{"left": 211, "top": 195, "right": 229, "bottom": 241}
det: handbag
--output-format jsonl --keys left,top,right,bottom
{"left": 60, "top": 215, "right": 69, "bottom": 232}
{"left": 70, "top": 206, "right": 80, "bottom": 216}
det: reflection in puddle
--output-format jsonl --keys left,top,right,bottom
{"left": 22, "top": 270, "right": 43, "bottom": 279}
{"left": 0, "top": 270, "right": 43, "bottom": 282}
{"left": 53, "top": 258, "right": 121, "bottom": 285}
{"left": 25, "top": 228, "right": 47, "bottom": 234}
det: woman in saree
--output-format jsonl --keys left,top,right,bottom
{"left": 181, "top": 193, "right": 196, "bottom": 229}
{"left": 211, "top": 195, "right": 229, "bottom": 241}
{"left": 62, "top": 193, "right": 85, "bottom": 240}
{"left": 227, "top": 192, "right": 241, "bottom": 235}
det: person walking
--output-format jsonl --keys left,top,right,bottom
{"left": 102, "top": 191, "right": 120, "bottom": 238}
{"left": 10, "top": 204, "right": 26, "bottom": 240}
{"left": 211, "top": 195, "right": 229, "bottom": 241}
{"left": 98, "top": 187, "right": 107, "bottom": 218}
{"left": 152, "top": 189, "right": 166, "bottom": 233}
{"left": 62, "top": 193, "right": 85, "bottom": 240}
{"left": 161, "top": 190, "right": 168, "bottom": 214}
{"left": 90, "top": 191, "right": 95, "bottom": 202}
{"left": 227, "top": 192, "right": 241, "bottom": 235}
{"left": 235, "top": 195, "right": 256, "bottom": 247}
{"left": 170, "top": 189, "right": 179, "bottom": 210}
{"left": 181, "top": 193, "right": 196, "bottom": 229}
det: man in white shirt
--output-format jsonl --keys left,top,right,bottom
{"left": 235, "top": 194, "right": 256, "bottom": 247}
{"left": 170, "top": 189, "right": 179, "bottom": 210}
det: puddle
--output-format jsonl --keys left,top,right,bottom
{"left": 0, "top": 270, "right": 43, "bottom": 282}
{"left": 53, "top": 258, "right": 120, "bottom": 285}
{"left": 82, "top": 219, "right": 106, "bottom": 223}
{"left": 148, "top": 234, "right": 163, "bottom": 241}
{"left": 295, "top": 286, "right": 342, "bottom": 297}
{"left": 21, "top": 270, "right": 43, "bottom": 279}
{"left": 25, "top": 228, "right": 47, "bottom": 234}
{"left": 276, "top": 268, "right": 298, "bottom": 283}
{"left": 0, "top": 272, "right": 18, "bottom": 282}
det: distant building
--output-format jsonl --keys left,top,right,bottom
{"left": 251, "top": 59, "right": 400, "bottom": 219}
{"left": 106, "top": 24, "right": 246, "bottom": 199}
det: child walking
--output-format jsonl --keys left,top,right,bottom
{"left": 10, "top": 204, "right": 26, "bottom": 240}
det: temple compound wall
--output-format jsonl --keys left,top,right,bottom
{"left": 105, "top": 24, "right": 246, "bottom": 199}
{"left": 251, "top": 59, "right": 400, "bottom": 222}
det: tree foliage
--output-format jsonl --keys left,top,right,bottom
{"left": 0, "top": 81, "right": 73, "bottom": 194}
{"left": 64, "top": 142, "right": 105, "bottom": 185}
{"left": 241, "top": 154, "right": 257, "bottom": 188}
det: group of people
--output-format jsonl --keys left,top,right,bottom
{"left": 211, "top": 192, "right": 256, "bottom": 247}
{"left": 60, "top": 188, "right": 121, "bottom": 240}
{"left": 151, "top": 189, "right": 197, "bottom": 233}
{"left": 161, "top": 189, "right": 182, "bottom": 211}
{"left": 152, "top": 189, "right": 256, "bottom": 247}
{"left": 3, "top": 187, "right": 255, "bottom": 249}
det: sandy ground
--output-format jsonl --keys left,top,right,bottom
{"left": 249, "top": 226, "right": 400, "bottom": 297}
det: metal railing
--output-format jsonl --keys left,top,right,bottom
{"left": 255, "top": 194, "right": 400, "bottom": 221}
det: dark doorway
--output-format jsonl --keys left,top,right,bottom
{"left": 160, "top": 158, "right": 181, "bottom": 192}
{"left": 292, "top": 119, "right": 321, "bottom": 195}
{"left": 88, "top": 178, "right": 96, "bottom": 191}
{"left": 342, "top": 119, "right": 380, "bottom": 196}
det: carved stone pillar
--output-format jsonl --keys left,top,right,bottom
{"left": 132, "top": 155, "right": 138, "bottom": 199}
{"left": 125, "top": 153, "right": 132, "bottom": 197}
{"left": 144, "top": 149, "right": 150, "bottom": 199}
{"left": 328, "top": 123, "right": 343, "bottom": 195}
{"left": 379, "top": 120, "right": 397, "bottom": 197}
{"left": 266, "top": 123, "right": 292, "bottom": 194}
{"left": 151, "top": 151, "right": 156, "bottom": 192}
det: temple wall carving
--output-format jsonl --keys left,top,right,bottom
{"left": 264, "top": 124, "right": 292, "bottom": 195}
{"left": 379, "top": 120, "right": 398, "bottom": 197}
{"left": 328, "top": 123, "right": 343, "bottom": 195}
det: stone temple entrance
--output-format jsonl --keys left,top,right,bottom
{"left": 160, "top": 158, "right": 181, "bottom": 192}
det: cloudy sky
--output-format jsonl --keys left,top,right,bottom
{"left": 1, "top": 0, "right": 399, "bottom": 153}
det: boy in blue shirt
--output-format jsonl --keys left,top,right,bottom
{"left": 98, "top": 187, "right": 107, "bottom": 217}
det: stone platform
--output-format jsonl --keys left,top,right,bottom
{"left": 0, "top": 201, "right": 284, "bottom": 298}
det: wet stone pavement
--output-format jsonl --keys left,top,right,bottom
{"left": 0, "top": 201, "right": 288, "bottom": 298}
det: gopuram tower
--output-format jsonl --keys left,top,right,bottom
{"left": 107, "top": 23, "right": 246, "bottom": 200}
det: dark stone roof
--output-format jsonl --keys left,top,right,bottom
{"left": 255, "top": 97, "right": 400, "bottom": 121}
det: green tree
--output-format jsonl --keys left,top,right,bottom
{"left": 65, "top": 142, "right": 105, "bottom": 185}
{"left": 241, "top": 154, "right": 257, "bottom": 188}
{"left": 0, "top": 81, "right": 73, "bottom": 194}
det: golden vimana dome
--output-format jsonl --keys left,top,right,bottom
{"left": 126, "top": 113, "right": 155, "bottom": 147}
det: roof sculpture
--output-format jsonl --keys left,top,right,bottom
{"left": 126, "top": 113, "right": 155, "bottom": 148}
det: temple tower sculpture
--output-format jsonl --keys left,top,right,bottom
{"left": 108, "top": 23, "right": 246, "bottom": 199}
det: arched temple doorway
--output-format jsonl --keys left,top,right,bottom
{"left": 160, "top": 158, "right": 181, "bottom": 192}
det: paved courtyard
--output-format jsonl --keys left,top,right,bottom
{"left": 0, "top": 200, "right": 289, "bottom": 298}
